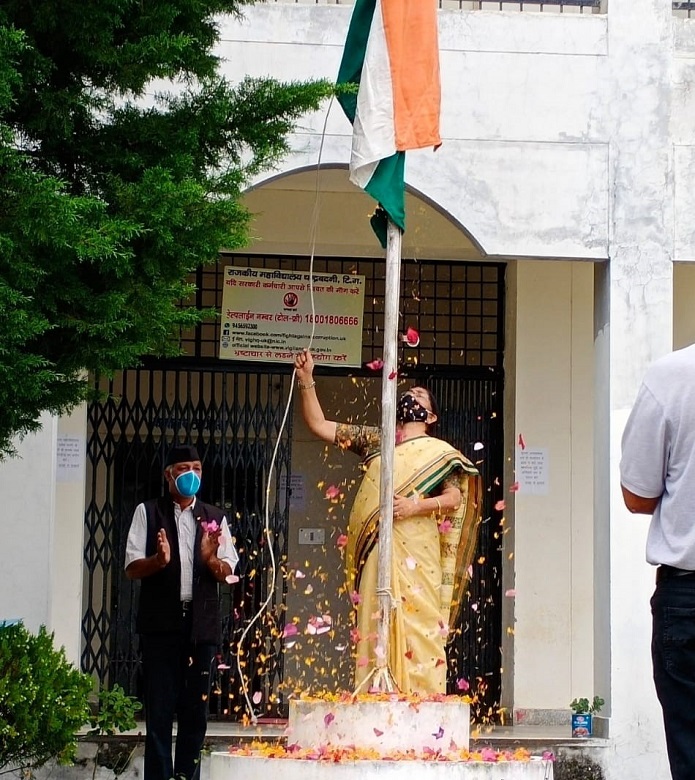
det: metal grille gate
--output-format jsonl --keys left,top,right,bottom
{"left": 82, "top": 255, "right": 505, "bottom": 720}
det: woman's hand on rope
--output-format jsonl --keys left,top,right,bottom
{"left": 294, "top": 348, "right": 315, "bottom": 384}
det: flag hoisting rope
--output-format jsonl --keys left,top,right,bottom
{"left": 337, "top": 0, "right": 442, "bottom": 691}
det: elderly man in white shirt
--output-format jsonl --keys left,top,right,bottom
{"left": 125, "top": 444, "right": 238, "bottom": 780}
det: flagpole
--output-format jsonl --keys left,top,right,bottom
{"left": 373, "top": 217, "right": 401, "bottom": 691}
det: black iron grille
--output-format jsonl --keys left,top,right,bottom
{"left": 83, "top": 256, "right": 506, "bottom": 721}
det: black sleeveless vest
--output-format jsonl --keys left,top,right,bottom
{"left": 136, "top": 496, "right": 226, "bottom": 643}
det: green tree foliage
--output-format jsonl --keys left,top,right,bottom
{"left": 0, "top": 1, "right": 331, "bottom": 457}
{"left": 0, "top": 624, "right": 92, "bottom": 771}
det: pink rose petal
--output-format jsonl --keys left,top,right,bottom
{"left": 252, "top": 691, "right": 262, "bottom": 704}
{"left": 225, "top": 574, "right": 240, "bottom": 584}
{"left": 282, "top": 623, "right": 299, "bottom": 639}
{"left": 473, "top": 442, "right": 484, "bottom": 451}
{"left": 518, "top": 433, "right": 526, "bottom": 450}
{"left": 438, "top": 519, "right": 453, "bottom": 534}
{"left": 494, "top": 500, "right": 506, "bottom": 511}
{"left": 404, "top": 326, "right": 420, "bottom": 347}
{"left": 324, "top": 713, "right": 335, "bottom": 727}
{"left": 325, "top": 484, "right": 340, "bottom": 500}
{"left": 509, "top": 482, "right": 520, "bottom": 492}
{"left": 505, "top": 589, "right": 516, "bottom": 597}
{"left": 456, "top": 677, "right": 470, "bottom": 692}
{"left": 405, "top": 557, "right": 417, "bottom": 570}
{"left": 433, "top": 726, "right": 444, "bottom": 740}
{"left": 373, "top": 728, "right": 384, "bottom": 737}
{"left": 349, "top": 590, "right": 362, "bottom": 606}
{"left": 366, "top": 358, "right": 384, "bottom": 371}
{"left": 388, "top": 369, "right": 397, "bottom": 380}
{"left": 336, "top": 534, "right": 348, "bottom": 549}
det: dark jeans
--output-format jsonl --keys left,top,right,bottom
{"left": 140, "top": 628, "right": 216, "bottom": 780}
{"left": 651, "top": 572, "right": 695, "bottom": 780}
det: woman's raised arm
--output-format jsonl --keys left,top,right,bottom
{"left": 294, "top": 349, "right": 338, "bottom": 444}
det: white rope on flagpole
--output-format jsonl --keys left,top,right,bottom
{"left": 235, "top": 96, "right": 336, "bottom": 723}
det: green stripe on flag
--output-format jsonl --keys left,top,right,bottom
{"left": 366, "top": 152, "right": 405, "bottom": 248}
{"left": 337, "top": 0, "right": 376, "bottom": 122}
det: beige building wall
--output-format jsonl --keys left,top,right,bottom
{"left": 510, "top": 260, "right": 595, "bottom": 710}
{"left": 673, "top": 263, "right": 695, "bottom": 350}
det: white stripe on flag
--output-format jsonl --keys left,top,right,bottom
{"left": 349, "top": 0, "right": 396, "bottom": 189}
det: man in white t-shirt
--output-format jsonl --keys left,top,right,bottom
{"left": 620, "top": 343, "right": 695, "bottom": 780}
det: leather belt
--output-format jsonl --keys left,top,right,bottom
{"left": 656, "top": 565, "right": 695, "bottom": 583}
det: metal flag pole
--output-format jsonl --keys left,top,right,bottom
{"left": 372, "top": 217, "right": 402, "bottom": 691}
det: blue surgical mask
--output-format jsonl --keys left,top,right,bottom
{"left": 174, "top": 470, "right": 201, "bottom": 498}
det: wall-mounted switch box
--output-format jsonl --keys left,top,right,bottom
{"left": 298, "top": 527, "right": 326, "bottom": 545}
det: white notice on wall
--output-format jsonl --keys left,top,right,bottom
{"left": 56, "top": 435, "right": 85, "bottom": 483}
{"left": 280, "top": 474, "right": 306, "bottom": 511}
{"left": 516, "top": 448, "right": 549, "bottom": 495}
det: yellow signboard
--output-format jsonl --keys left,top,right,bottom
{"left": 219, "top": 267, "right": 366, "bottom": 367}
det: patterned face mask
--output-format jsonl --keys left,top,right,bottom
{"left": 396, "top": 393, "right": 430, "bottom": 424}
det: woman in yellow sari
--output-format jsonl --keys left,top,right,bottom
{"left": 294, "top": 350, "right": 481, "bottom": 694}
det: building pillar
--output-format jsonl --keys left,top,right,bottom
{"left": 601, "top": 0, "right": 674, "bottom": 775}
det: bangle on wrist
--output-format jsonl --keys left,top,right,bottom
{"left": 298, "top": 380, "right": 316, "bottom": 391}
{"left": 434, "top": 497, "right": 442, "bottom": 517}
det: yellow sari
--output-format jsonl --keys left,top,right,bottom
{"left": 342, "top": 431, "right": 481, "bottom": 694}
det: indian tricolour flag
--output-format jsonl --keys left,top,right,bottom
{"left": 337, "top": 0, "right": 441, "bottom": 245}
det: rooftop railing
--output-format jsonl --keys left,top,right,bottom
{"left": 261, "top": 0, "right": 602, "bottom": 11}
{"left": 674, "top": 1, "right": 695, "bottom": 17}
{"left": 261, "top": 1, "right": 695, "bottom": 14}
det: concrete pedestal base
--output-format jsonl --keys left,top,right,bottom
{"left": 289, "top": 698, "right": 471, "bottom": 753}
{"left": 210, "top": 754, "right": 553, "bottom": 780}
